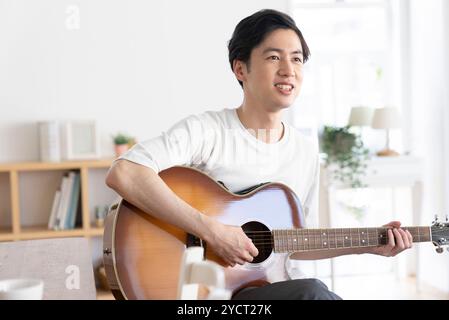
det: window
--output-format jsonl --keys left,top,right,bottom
{"left": 290, "top": 0, "right": 403, "bottom": 151}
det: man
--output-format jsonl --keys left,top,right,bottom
{"left": 106, "top": 9, "right": 413, "bottom": 300}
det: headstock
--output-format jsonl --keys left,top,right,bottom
{"left": 431, "top": 215, "right": 449, "bottom": 253}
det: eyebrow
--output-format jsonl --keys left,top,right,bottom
{"left": 262, "top": 47, "right": 303, "bottom": 55}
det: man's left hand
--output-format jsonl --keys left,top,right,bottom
{"left": 370, "top": 221, "right": 413, "bottom": 257}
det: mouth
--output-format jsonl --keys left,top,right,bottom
{"left": 274, "top": 83, "right": 294, "bottom": 95}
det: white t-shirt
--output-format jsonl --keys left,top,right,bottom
{"left": 120, "top": 108, "right": 320, "bottom": 280}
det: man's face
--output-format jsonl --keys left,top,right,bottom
{"left": 236, "top": 28, "right": 304, "bottom": 112}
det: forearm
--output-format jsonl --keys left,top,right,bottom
{"left": 105, "top": 160, "right": 214, "bottom": 240}
{"left": 289, "top": 246, "right": 376, "bottom": 260}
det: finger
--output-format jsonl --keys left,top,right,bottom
{"left": 406, "top": 230, "right": 413, "bottom": 248}
{"left": 225, "top": 259, "right": 236, "bottom": 268}
{"left": 392, "top": 228, "right": 405, "bottom": 254}
{"left": 386, "top": 228, "right": 395, "bottom": 254}
{"left": 384, "top": 221, "right": 401, "bottom": 228}
{"left": 242, "top": 251, "right": 254, "bottom": 263}
{"left": 234, "top": 257, "right": 246, "bottom": 265}
{"left": 247, "top": 242, "right": 259, "bottom": 257}
{"left": 398, "top": 229, "right": 410, "bottom": 248}
{"left": 387, "top": 229, "right": 395, "bottom": 247}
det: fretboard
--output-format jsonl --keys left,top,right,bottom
{"left": 272, "top": 227, "right": 431, "bottom": 253}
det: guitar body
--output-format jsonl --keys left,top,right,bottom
{"left": 103, "top": 166, "right": 305, "bottom": 300}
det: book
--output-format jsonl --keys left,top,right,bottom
{"left": 58, "top": 172, "right": 76, "bottom": 230}
{"left": 48, "top": 190, "right": 61, "bottom": 229}
{"left": 65, "top": 172, "right": 80, "bottom": 229}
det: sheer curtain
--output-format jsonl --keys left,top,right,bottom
{"left": 400, "top": 0, "right": 448, "bottom": 293}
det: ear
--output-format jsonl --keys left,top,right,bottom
{"left": 232, "top": 60, "right": 247, "bottom": 83}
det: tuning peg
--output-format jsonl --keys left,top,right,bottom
{"left": 436, "top": 246, "right": 444, "bottom": 254}
{"left": 446, "top": 215, "right": 448, "bottom": 222}
{"left": 433, "top": 215, "right": 439, "bottom": 224}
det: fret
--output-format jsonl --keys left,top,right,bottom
{"left": 336, "top": 228, "right": 342, "bottom": 248}
{"left": 310, "top": 229, "right": 316, "bottom": 250}
{"left": 378, "top": 228, "right": 387, "bottom": 245}
{"left": 308, "top": 229, "right": 314, "bottom": 251}
{"left": 329, "top": 228, "right": 336, "bottom": 249}
{"left": 360, "top": 228, "right": 368, "bottom": 247}
{"left": 341, "top": 228, "right": 346, "bottom": 248}
{"left": 278, "top": 230, "right": 282, "bottom": 252}
{"left": 316, "top": 229, "right": 324, "bottom": 249}
{"left": 283, "top": 229, "right": 286, "bottom": 252}
{"left": 279, "top": 229, "right": 282, "bottom": 252}
{"left": 344, "top": 228, "right": 350, "bottom": 247}
{"left": 296, "top": 229, "right": 301, "bottom": 251}
{"left": 276, "top": 229, "right": 280, "bottom": 253}
{"left": 305, "top": 229, "right": 310, "bottom": 251}
{"left": 317, "top": 229, "right": 322, "bottom": 250}
{"left": 292, "top": 229, "right": 296, "bottom": 251}
{"left": 367, "top": 228, "right": 375, "bottom": 246}
{"left": 295, "top": 229, "right": 301, "bottom": 251}
{"left": 317, "top": 229, "right": 323, "bottom": 250}
{"left": 290, "top": 229, "right": 294, "bottom": 251}
{"left": 283, "top": 230, "right": 288, "bottom": 252}
{"left": 320, "top": 229, "right": 325, "bottom": 250}
{"left": 350, "top": 228, "right": 358, "bottom": 247}
{"left": 273, "top": 230, "right": 277, "bottom": 252}
{"left": 318, "top": 229, "right": 325, "bottom": 250}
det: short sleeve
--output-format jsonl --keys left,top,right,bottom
{"left": 118, "top": 114, "right": 210, "bottom": 173}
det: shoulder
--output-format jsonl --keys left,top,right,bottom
{"left": 179, "top": 108, "right": 235, "bottom": 130}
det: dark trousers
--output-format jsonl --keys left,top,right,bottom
{"left": 231, "top": 279, "right": 342, "bottom": 300}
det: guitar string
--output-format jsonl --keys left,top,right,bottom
{"left": 243, "top": 227, "right": 426, "bottom": 234}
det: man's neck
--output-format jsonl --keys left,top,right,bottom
{"left": 236, "top": 103, "right": 284, "bottom": 144}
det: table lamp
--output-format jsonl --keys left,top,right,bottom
{"left": 371, "top": 107, "right": 401, "bottom": 156}
{"left": 348, "top": 106, "right": 374, "bottom": 127}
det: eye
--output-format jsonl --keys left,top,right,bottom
{"left": 294, "top": 57, "right": 303, "bottom": 64}
{"left": 268, "top": 56, "right": 280, "bottom": 61}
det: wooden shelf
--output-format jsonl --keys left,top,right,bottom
{"left": 0, "top": 227, "right": 13, "bottom": 241}
{"left": 0, "top": 159, "right": 114, "bottom": 172}
{"left": 19, "top": 226, "right": 87, "bottom": 240}
{"left": 88, "top": 227, "right": 104, "bottom": 237}
{"left": 0, "top": 159, "right": 114, "bottom": 242}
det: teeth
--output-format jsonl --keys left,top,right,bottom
{"left": 275, "top": 84, "right": 293, "bottom": 91}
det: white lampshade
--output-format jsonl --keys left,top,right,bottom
{"left": 371, "top": 107, "right": 401, "bottom": 129}
{"left": 348, "top": 106, "right": 374, "bottom": 127}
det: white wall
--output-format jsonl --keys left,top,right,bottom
{"left": 408, "top": 0, "right": 449, "bottom": 292}
{"left": 0, "top": 0, "right": 288, "bottom": 162}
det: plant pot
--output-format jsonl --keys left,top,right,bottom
{"left": 114, "top": 144, "right": 129, "bottom": 157}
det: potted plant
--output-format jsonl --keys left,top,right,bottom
{"left": 112, "top": 133, "right": 133, "bottom": 157}
{"left": 320, "top": 125, "right": 370, "bottom": 188}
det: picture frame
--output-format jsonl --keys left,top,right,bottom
{"left": 61, "top": 120, "right": 100, "bottom": 160}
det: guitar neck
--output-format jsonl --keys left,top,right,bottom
{"left": 271, "top": 226, "right": 432, "bottom": 253}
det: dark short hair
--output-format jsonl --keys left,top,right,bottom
{"left": 228, "top": 9, "right": 310, "bottom": 88}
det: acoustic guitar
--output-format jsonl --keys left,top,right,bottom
{"left": 103, "top": 166, "right": 449, "bottom": 299}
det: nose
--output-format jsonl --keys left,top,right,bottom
{"left": 278, "top": 60, "right": 295, "bottom": 77}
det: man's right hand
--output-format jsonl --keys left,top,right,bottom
{"left": 203, "top": 220, "right": 259, "bottom": 267}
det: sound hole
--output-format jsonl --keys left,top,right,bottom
{"left": 242, "top": 221, "right": 272, "bottom": 264}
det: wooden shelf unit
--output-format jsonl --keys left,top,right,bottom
{"left": 0, "top": 159, "right": 114, "bottom": 242}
